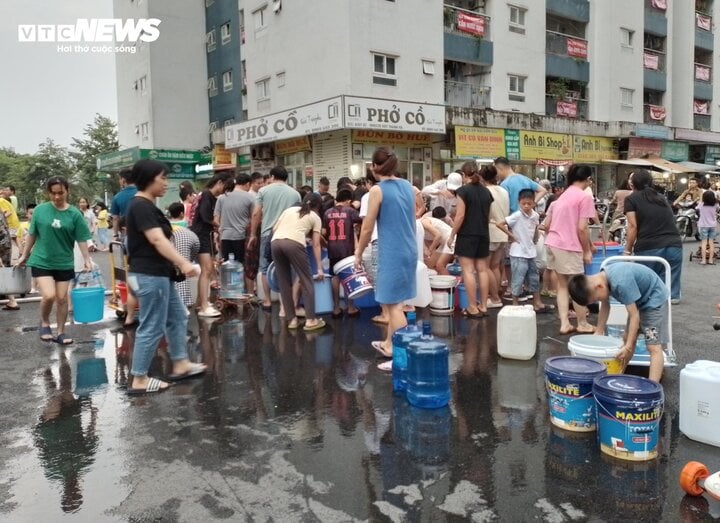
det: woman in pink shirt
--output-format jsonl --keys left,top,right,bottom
{"left": 544, "top": 165, "right": 596, "bottom": 335}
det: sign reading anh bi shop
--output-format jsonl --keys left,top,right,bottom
{"left": 344, "top": 96, "right": 446, "bottom": 134}
{"left": 225, "top": 97, "right": 343, "bottom": 148}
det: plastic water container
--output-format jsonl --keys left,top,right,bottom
{"left": 568, "top": 334, "right": 623, "bottom": 374}
{"left": 457, "top": 283, "right": 480, "bottom": 310}
{"left": 392, "top": 312, "right": 422, "bottom": 394}
{"left": 406, "top": 324, "right": 450, "bottom": 409}
{"left": 602, "top": 299, "right": 628, "bottom": 326}
{"left": 313, "top": 276, "right": 333, "bottom": 315}
{"left": 219, "top": 254, "right": 244, "bottom": 298}
{"left": 594, "top": 375, "right": 664, "bottom": 461}
{"left": 680, "top": 360, "right": 720, "bottom": 448}
{"left": 497, "top": 305, "right": 537, "bottom": 360}
{"left": 405, "top": 261, "right": 432, "bottom": 308}
{"left": 544, "top": 356, "right": 607, "bottom": 432}
{"left": 71, "top": 287, "right": 105, "bottom": 323}
{"left": 585, "top": 242, "right": 624, "bottom": 275}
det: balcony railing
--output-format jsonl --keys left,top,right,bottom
{"left": 643, "top": 49, "right": 666, "bottom": 71}
{"left": 644, "top": 104, "right": 667, "bottom": 124}
{"left": 545, "top": 96, "right": 588, "bottom": 119}
{"left": 546, "top": 30, "right": 588, "bottom": 60}
{"left": 445, "top": 81, "right": 491, "bottom": 109}
{"left": 696, "top": 10, "right": 713, "bottom": 31}
{"left": 695, "top": 62, "right": 712, "bottom": 81}
{"left": 443, "top": 5, "right": 491, "bottom": 40}
{"left": 694, "top": 114, "right": 712, "bottom": 131}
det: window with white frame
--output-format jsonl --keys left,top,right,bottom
{"left": 508, "top": 74, "right": 526, "bottom": 101}
{"left": 208, "top": 75, "right": 218, "bottom": 97}
{"left": 276, "top": 71, "right": 286, "bottom": 87}
{"left": 221, "top": 22, "right": 231, "bottom": 44}
{"left": 140, "top": 122, "right": 149, "bottom": 140}
{"left": 509, "top": 5, "right": 527, "bottom": 34}
{"left": 373, "top": 53, "right": 397, "bottom": 86}
{"left": 256, "top": 78, "right": 270, "bottom": 100}
{"left": 620, "top": 28, "right": 634, "bottom": 47}
{"left": 223, "top": 70, "right": 233, "bottom": 92}
{"left": 621, "top": 88, "right": 634, "bottom": 107}
{"left": 254, "top": 6, "right": 267, "bottom": 33}
{"left": 138, "top": 75, "right": 147, "bottom": 94}
{"left": 206, "top": 30, "right": 216, "bottom": 52}
{"left": 422, "top": 60, "right": 435, "bottom": 75}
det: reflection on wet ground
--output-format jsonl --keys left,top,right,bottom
{"left": 1, "top": 304, "right": 720, "bottom": 521}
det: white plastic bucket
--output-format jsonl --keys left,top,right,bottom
{"left": 333, "top": 256, "right": 373, "bottom": 299}
{"left": 429, "top": 275, "right": 457, "bottom": 316}
{"left": 568, "top": 335, "right": 623, "bottom": 374}
{"left": 405, "top": 261, "right": 432, "bottom": 308}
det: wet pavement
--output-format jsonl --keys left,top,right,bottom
{"left": 1, "top": 248, "right": 719, "bottom": 522}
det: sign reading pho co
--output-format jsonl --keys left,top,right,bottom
{"left": 344, "top": 96, "right": 446, "bottom": 134}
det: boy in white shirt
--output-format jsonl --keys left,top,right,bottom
{"left": 497, "top": 189, "right": 554, "bottom": 313}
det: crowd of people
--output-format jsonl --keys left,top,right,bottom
{"left": 8, "top": 145, "right": 707, "bottom": 392}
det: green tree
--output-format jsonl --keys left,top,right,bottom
{"left": 0, "top": 147, "right": 37, "bottom": 211}
{"left": 69, "top": 114, "right": 119, "bottom": 202}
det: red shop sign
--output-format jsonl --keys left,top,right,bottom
{"left": 457, "top": 12, "right": 486, "bottom": 37}
{"left": 566, "top": 37, "right": 588, "bottom": 59}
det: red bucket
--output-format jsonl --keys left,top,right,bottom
{"left": 116, "top": 282, "right": 128, "bottom": 305}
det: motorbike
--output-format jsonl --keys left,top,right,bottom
{"left": 675, "top": 200, "right": 700, "bottom": 242}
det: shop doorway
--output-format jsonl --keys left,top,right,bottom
{"left": 410, "top": 162, "right": 427, "bottom": 189}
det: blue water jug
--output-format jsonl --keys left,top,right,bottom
{"left": 391, "top": 312, "right": 422, "bottom": 394}
{"left": 406, "top": 323, "right": 450, "bottom": 409}
{"left": 220, "top": 253, "right": 244, "bottom": 298}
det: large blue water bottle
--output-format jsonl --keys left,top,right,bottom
{"left": 220, "top": 253, "right": 244, "bottom": 298}
{"left": 391, "top": 312, "right": 423, "bottom": 394}
{"left": 406, "top": 322, "right": 450, "bottom": 408}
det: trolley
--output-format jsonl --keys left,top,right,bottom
{"left": 599, "top": 255, "right": 678, "bottom": 368}
{"left": 108, "top": 241, "right": 135, "bottom": 320}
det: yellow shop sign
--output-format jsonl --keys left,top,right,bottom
{"left": 519, "top": 131, "right": 573, "bottom": 161}
{"left": 572, "top": 136, "right": 619, "bottom": 162}
{"left": 454, "top": 127, "right": 506, "bottom": 157}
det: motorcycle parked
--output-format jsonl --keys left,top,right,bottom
{"left": 676, "top": 200, "right": 700, "bottom": 241}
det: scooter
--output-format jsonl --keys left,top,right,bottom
{"left": 675, "top": 201, "right": 700, "bottom": 242}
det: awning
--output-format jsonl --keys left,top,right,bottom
{"left": 603, "top": 157, "right": 695, "bottom": 173}
{"left": 679, "top": 161, "right": 720, "bottom": 173}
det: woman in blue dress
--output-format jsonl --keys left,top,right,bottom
{"left": 354, "top": 147, "right": 417, "bottom": 357}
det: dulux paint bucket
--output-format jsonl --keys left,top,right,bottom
{"left": 544, "top": 356, "right": 608, "bottom": 432}
{"left": 593, "top": 375, "right": 664, "bottom": 461}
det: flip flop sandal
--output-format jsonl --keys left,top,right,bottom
{"left": 371, "top": 341, "right": 392, "bottom": 358}
{"left": 167, "top": 363, "right": 207, "bottom": 381}
{"left": 2, "top": 305, "right": 20, "bottom": 311}
{"left": 53, "top": 333, "right": 74, "bottom": 345}
{"left": 39, "top": 325, "right": 53, "bottom": 342}
{"left": 303, "top": 319, "right": 326, "bottom": 331}
{"left": 127, "top": 377, "right": 171, "bottom": 395}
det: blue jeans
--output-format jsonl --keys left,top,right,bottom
{"left": 510, "top": 256, "right": 539, "bottom": 297}
{"left": 634, "top": 246, "right": 682, "bottom": 300}
{"left": 128, "top": 273, "right": 189, "bottom": 376}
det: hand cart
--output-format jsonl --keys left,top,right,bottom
{"left": 599, "top": 255, "right": 678, "bottom": 367}
{"left": 108, "top": 241, "right": 135, "bottom": 320}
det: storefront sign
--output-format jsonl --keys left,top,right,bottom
{"left": 676, "top": 129, "right": 720, "bottom": 145}
{"left": 635, "top": 124, "right": 671, "bottom": 140}
{"left": 705, "top": 145, "right": 720, "bottom": 164}
{"left": 566, "top": 38, "right": 587, "bottom": 59}
{"left": 661, "top": 141, "right": 689, "bottom": 162}
{"left": 694, "top": 100, "right": 710, "bottom": 115}
{"left": 628, "top": 137, "right": 662, "bottom": 158}
{"left": 556, "top": 101, "right": 577, "bottom": 118}
{"left": 225, "top": 96, "right": 344, "bottom": 148}
{"left": 696, "top": 13, "right": 712, "bottom": 31}
{"left": 572, "top": 136, "right": 618, "bottom": 162}
{"left": 651, "top": 0, "right": 667, "bottom": 9}
{"left": 695, "top": 64, "right": 711, "bottom": 81}
{"left": 643, "top": 53, "right": 659, "bottom": 70}
{"left": 344, "top": 96, "right": 446, "bottom": 134}
{"left": 454, "top": 127, "right": 506, "bottom": 157}
{"left": 352, "top": 130, "right": 432, "bottom": 147}
{"left": 96, "top": 147, "right": 140, "bottom": 171}
{"left": 648, "top": 105, "right": 666, "bottom": 121}
{"left": 275, "top": 136, "right": 312, "bottom": 155}
{"left": 212, "top": 144, "right": 233, "bottom": 165}
{"left": 519, "top": 131, "right": 572, "bottom": 161}
{"left": 144, "top": 149, "right": 202, "bottom": 163}
{"left": 504, "top": 130, "right": 520, "bottom": 160}
{"left": 457, "top": 12, "right": 485, "bottom": 37}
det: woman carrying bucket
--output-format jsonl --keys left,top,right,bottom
{"left": 15, "top": 176, "right": 92, "bottom": 345}
{"left": 354, "top": 147, "right": 417, "bottom": 358}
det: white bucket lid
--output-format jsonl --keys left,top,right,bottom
{"left": 568, "top": 334, "right": 621, "bottom": 358}
{"left": 429, "top": 275, "right": 457, "bottom": 289}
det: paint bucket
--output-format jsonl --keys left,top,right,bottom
{"left": 568, "top": 334, "right": 624, "bottom": 374}
{"left": 544, "top": 356, "right": 607, "bottom": 432}
{"left": 593, "top": 375, "right": 664, "bottom": 461}
{"left": 333, "top": 256, "right": 372, "bottom": 299}
{"left": 71, "top": 287, "right": 105, "bottom": 323}
{"left": 429, "top": 275, "right": 457, "bottom": 316}
{"left": 314, "top": 276, "right": 333, "bottom": 315}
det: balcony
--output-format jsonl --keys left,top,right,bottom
{"left": 546, "top": 0, "right": 590, "bottom": 22}
{"left": 445, "top": 81, "right": 491, "bottom": 109}
{"left": 644, "top": 0, "right": 667, "bottom": 36}
{"left": 443, "top": 5, "right": 493, "bottom": 66}
{"left": 545, "top": 96, "right": 588, "bottom": 119}
{"left": 694, "top": 114, "right": 712, "bottom": 131}
{"left": 644, "top": 104, "right": 667, "bottom": 124}
{"left": 545, "top": 31, "right": 590, "bottom": 82}
{"left": 643, "top": 50, "right": 667, "bottom": 91}
{"left": 695, "top": 11, "right": 714, "bottom": 51}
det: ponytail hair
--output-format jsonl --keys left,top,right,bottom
{"left": 371, "top": 146, "right": 398, "bottom": 177}
{"left": 299, "top": 192, "right": 322, "bottom": 218}
{"left": 630, "top": 169, "right": 668, "bottom": 207}
{"left": 461, "top": 161, "right": 480, "bottom": 185}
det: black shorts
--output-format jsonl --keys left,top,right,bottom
{"left": 329, "top": 257, "right": 344, "bottom": 277}
{"left": 221, "top": 239, "right": 246, "bottom": 263}
{"left": 31, "top": 267, "right": 75, "bottom": 282}
{"left": 197, "top": 231, "right": 214, "bottom": 255}
{"left": 454, "top": 235, "right": 489, "bottom": 259}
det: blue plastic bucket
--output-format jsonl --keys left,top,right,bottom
{"left": 544, "top": 356, "right": 608, "bottom": 432}
{"left": 353, "top": 289, "right": 379, "bottom": 309}
{"left": 71, "top": 287, "right": 105, "bottom": 323}
{"left": 593, "top": 375, "right": 664, "bottom": 461}
{"left": 333, "top": 256, "right": 372, "bottom": 299}
{"left": 585, "top": 243, "right": 623, "bottom": 275}
{"left": 457, "top": 283, "right": 480, "bottom": 310}
{"left": 266, "top": 262, "right": 280, "bottom": 292}
{"left": 314, "top": 276, "right": 333, "bottom": 315}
